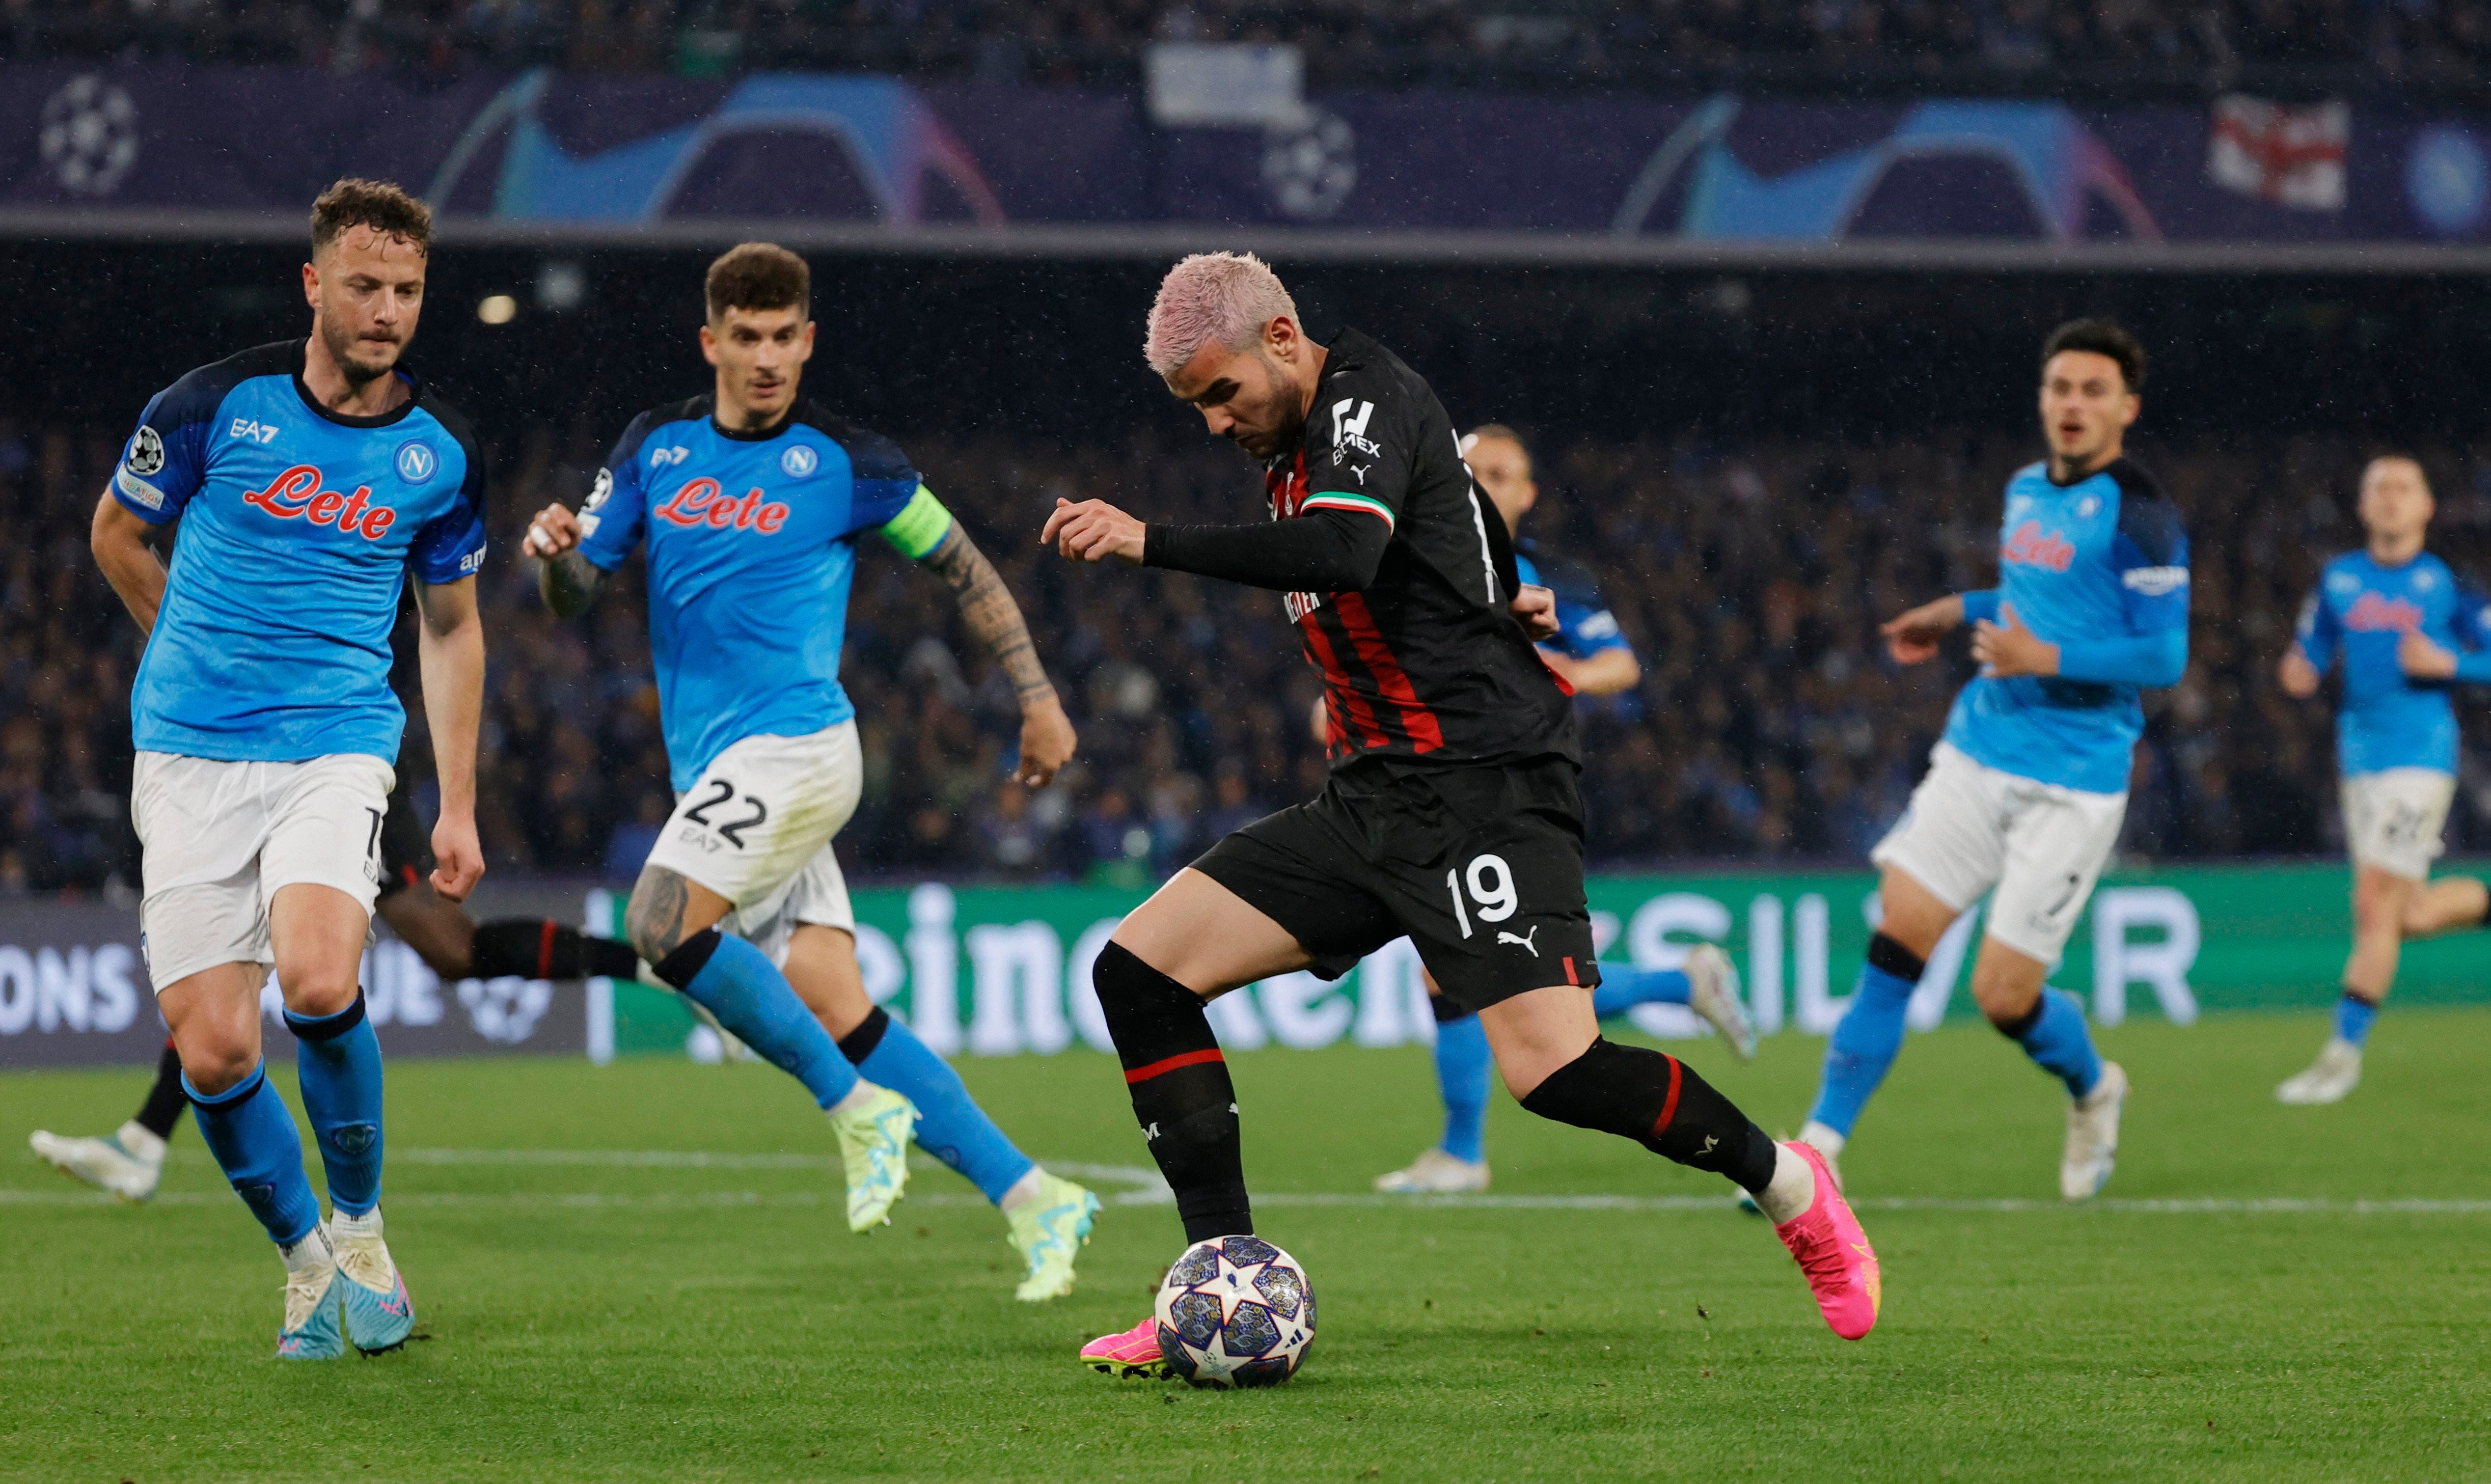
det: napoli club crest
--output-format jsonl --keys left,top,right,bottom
{"left": 395, "top": 439, "right": 437, "bottom": 484}
{"left": 780, "top": 444, "right": 819, "bottom": 478}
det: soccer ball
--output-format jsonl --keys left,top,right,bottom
{"left": 1153, "top": 1234, "right": 1316, "bottom": 1389}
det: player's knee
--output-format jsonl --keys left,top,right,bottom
{"left": 272, "top": 955, "right": 360, "bottom": 1018}
{"left": 1972, "top": 972, "right": 2041, "bottom": 1031}
{"left": 178, "top": 1037, "right": 258, "bottom": 1097}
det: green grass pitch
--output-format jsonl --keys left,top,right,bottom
{"left": 5, "top": 1009, "right": 2490, "bottom": 1482}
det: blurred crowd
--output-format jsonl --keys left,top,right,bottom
{"left": 10, "top": 407, "right": 2491, "bottom": 896}
{"left": 5, "top": 0, "right": 2485, "bottom": 90}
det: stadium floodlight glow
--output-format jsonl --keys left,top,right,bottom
{"left": 477, "top": 294, "right": 518, "bottom": 325}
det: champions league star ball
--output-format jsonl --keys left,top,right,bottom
{"left": 1153, "top": 1235, "right": 1316, "bottom": 1389}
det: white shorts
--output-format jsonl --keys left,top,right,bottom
{"left": 132, "top": 751, "right": 396, "bottom": 992}
{"left": 644, "top": 722, "right": 862, "bottom": 957}
{"left": 2341, "top": 767, "right": 2455, "bottom": 882}
{"left": 1871, "top": 741, "right": 2128, "bottom": 965}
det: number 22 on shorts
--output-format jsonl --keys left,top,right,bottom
{"left": 1445, "top": 853, "right": 1518, "bottom": 939}
{"left": 683, "top": 778, "right": 771, "bottom": 848}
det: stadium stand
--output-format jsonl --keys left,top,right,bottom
{"left": 3, "top": 0, "right": 2485, "bottom": 97}
{"left": 8, "top": 410, "right": 2488, "bottom": 893}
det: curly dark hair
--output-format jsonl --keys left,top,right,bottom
{"left": 310, "top": 178, "right": 432, "bottom": 258}
{"left": 705, "top": 242, "right": 809, "bottom": 322}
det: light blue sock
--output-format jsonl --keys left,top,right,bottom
{"left": 185, "top": 1062, "right": 322, "bottom": 1247}
{"left": 286, "top": 994, "right": 385, "bottom": 1218}
{"left": 2334, "top": 992, "right": 2379, "bottom": 1049}
{"left": 1806, "top": 959, "right": 1919, "bottom": 1138}
{"left": 846, "top": 1010, "right": 1033, "bottom": 1205}
{"left": 1433, "top": 1013, "right": 1493, "bottom": 1164}
{"left": 1591, "top": 964, "right": 1691, "bottom": 1019}
{"left": 676, "top": 933, "right": 860, "bottom": 1111}
{"left": 2009, "top": 988, "right": 2103, "bottom": 1100}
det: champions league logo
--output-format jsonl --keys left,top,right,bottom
{"left": 39, "top": 75, "right": 139, "bottom": 198}
{"left": 127, "top": 426, "right": 166, "bottom": 477}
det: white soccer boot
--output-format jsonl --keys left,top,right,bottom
{"left": 1373, "top": 1147, "right": 1490, "bottom": 1194}
{"left": 1684, "top": 944, "right": 1759, "bottom": 1061}
{"left": 29, "top": 1121, "right": 166, "bottom": 1201}
{"left": 2276, "top": 1038, "right": 2362, "bottom": 1106}
{"left": 2061, "top": 1061, "right": 2128, "bottom": 1201}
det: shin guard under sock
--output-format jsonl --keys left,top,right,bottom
{"left": 839, "top": 1007, "right": 1035, "bottom": 1205}
{"left": 470, "top": 918, "right": 642, "bottom": 981}
{"left": 185, "top": 1062, "right": 322, "bottom": 1247}
{"left": 1431, "top": 1010, "right": 1493, "bottom": 1165}
{"left": 654, "top": 930, "right": 860, "bottom": 1111}
{"left": 1091, "top": 942, "right": 1249, "bottom": 1243}
{"left": 285, "top": 992, "right": 387, "bottom": 1217}
{"left": 1997, "top": 987, "right": 2103, "bottom": 1099}
{"left": 1520, "top": 1037, "right": 1778, "bottom": 1193}
{"left": 1806, "top": 932, "right": 1925, "bottom": 1138}
{"left": 135, "top": 1038, "right": 188, "bottom": 1141}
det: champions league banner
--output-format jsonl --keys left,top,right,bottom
{"left": 7, "top": 863, "right": 2488, "bottom": 1068}
{"left": 6, "top": 61, "right": 2491, "bottom": 244}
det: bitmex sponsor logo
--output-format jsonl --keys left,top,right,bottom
{"left": 2000, "top": 520, "right": 2075, "bottom": 572}
{"left": 243, "top": 464, "right": 397, "bottom": 540}
{"left": 653, "top": 477, "right": 790, "bottom": 534}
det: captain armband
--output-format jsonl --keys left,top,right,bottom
{"left": 879, "top": 484, "right": 955, "bottom": 560}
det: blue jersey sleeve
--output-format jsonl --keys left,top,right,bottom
{"left": 2451, "top": 580, "right": 2491, "bottom": 684}
{"left": 2294, "top": 581, "right": 2341, "bottom": 672}
{"left": 578, "top": 413, "right": 658, "bottom": 571}
{"left": 111, "top": 369, "right": 228, "bottom": 526}
{"left": 2057, "top": 493, "right": 2190, "bottom": 687}
{"left": 1529, "top": 553, "right": 1632, "bottom": 661}
{"left": 409, "top": 399, "right": 487, "bottom": 585}
{"left": 836, "top": 425, "right": 922, "bottom": 537}
{"left": 1960, "top": 589, "right": 2001, "bottom": 625}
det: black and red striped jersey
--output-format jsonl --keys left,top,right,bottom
{"left": 1265, "top": 330, "right": 1578, "bottom": 770}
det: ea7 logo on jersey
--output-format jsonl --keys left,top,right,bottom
{"left": 242, "top": 464, "right": 397, "bottom": 540}
{"left": 228, "top": 418, "right": 281, "bottom": 445}
{"left": 648, "top": 445, "right": 691, "bottom": 471}
{"left": 1330, "top": 398, "right": 1380, "bottom": 459}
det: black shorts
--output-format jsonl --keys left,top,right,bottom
{"left": 1189, "top": 755, "right": 1600, "bottom": 1019}
{"left": 374, "top": 777, "right": 431, "bottom": 901}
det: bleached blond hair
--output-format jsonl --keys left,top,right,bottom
{"left": 1143, "top": 252, "right": 1299, "bottom": 377}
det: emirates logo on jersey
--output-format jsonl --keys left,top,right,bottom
{"left": 2000, "top": 520, "right": 2075, "bottom": 572}
{"left": 242, "top": 464, "right": 396, "bottom": 540}
{"left": 653, "top": 477, "right": 790, "bottom": 534}
{"left": 2343, "top": 591, "right": 2424, "bottom": 633}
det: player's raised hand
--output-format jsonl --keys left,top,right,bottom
{"left": 1510, "top": 583, "right": 1562, "bottom": 643}
{"left": 523, "top": 503, "right": 583, "bottom": 559}
{"left": 429, "top": 810, "right": 485, "bottom": 903}
{"left": 2398, "top": 628, "right": 2458, "bottom": 679}
{"left": 1042, "top": 498, "right": 1146, "bottom": 564}
{"left": 2278, "top": 646, "right": 2322, "bottom": 698}
{"left": 1970, "top": 601, "right": 2061, "bottom": 678}
{"left": 1015, "top": 691, "right": 1078, "bottom": 787}
{"left": 1879, "top": 594, "right": 1964, "bottom": 664}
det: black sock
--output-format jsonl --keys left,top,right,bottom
{"left": 838, "top": 1006, "right": 892, "bottom": 1063}
{"left": 1520, "top": 1037, "right": 1779, "bottom": 1193}
{"left": 134, "top": 1038, "right": 187, "bottom": 1141}
{"left": 1091, "top": 942, "right": 1251, "bottom": 1243}
{"left": 470, "top": 919, "right": 643, "bottom": 981}
{"left": 1867, "top": 931, "right": 1928, "bottom": 983}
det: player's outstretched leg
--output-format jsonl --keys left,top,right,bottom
{"left": 1376, "top": 1006, "right": 1493, "bottom": 1194}
{"left": 1798, "top": 931, "right": 1927, "bottom": 1183}
{"left": 1501, "top": 1004, "right": 1879, "bottom": 1340}
{"left": 836, "top": 1006, "right": 1099, "bottom": 1300}
{"left": 185, "top": 1061, "right": 344, "bottom": 1359}
{"left": 1596, "top": 944, "right": 1756, "bottom": 1060}
{"left": 645, "top": 922, "right": 914, "bottom": 1231}
{"left": 29, "top": 1037, "right": 187, "bottom": 1201}
{"left": 466, "top": 918, "right": 645, "bottom": 982}
{"left": 285, "top": 991, "right": 413, "bottom": 1353}
{"left": 1078, "top": 940, "right": 1257, "bottom": 1376}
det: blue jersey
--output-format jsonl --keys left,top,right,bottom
{"left": 1942, "top": 457, "right": 2190, "bottom": 794}
{"left": 1516, "top": 541, "right": 1633, "bottom": 666}
{"left": 578, "top": 396, "right": 949, "bottom": 790}
{"left": 109, "top": 341, "right": 486, "bottom": 764}
{"left": 2295, "top": 549, "right": 2491, "bottom": 777}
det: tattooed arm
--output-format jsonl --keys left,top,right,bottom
{"left": 919, "top": 522, "right": 1077, "bottom": 787}
{"left": 524, "top": 502, "right": 608, "bottom": 617}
